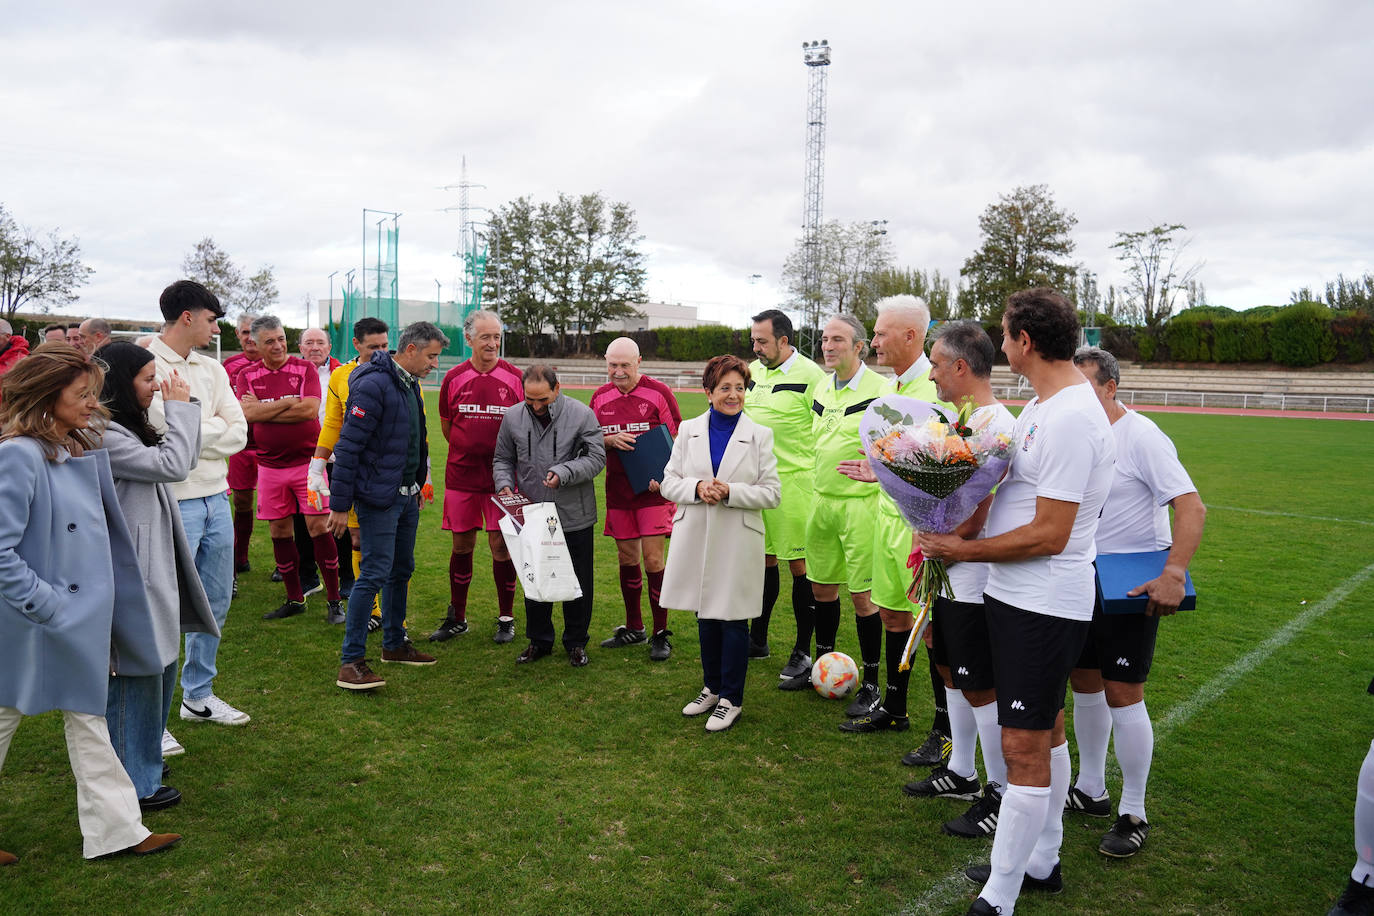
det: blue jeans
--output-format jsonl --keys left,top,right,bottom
{"left": 699, "top": 618, "right": 750, "bottom": 705}
{"left": 178, "top": 492, "right": 234, "bottom": 701}
{"left": 341, "top": 494, "right": 419, "bottom": 663}
{"left": 106, "top": 661, "right": 177, "bottom": 799}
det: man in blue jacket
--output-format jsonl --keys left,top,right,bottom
{"left": 327, "top": 321, "right": 449, "bottom": 691}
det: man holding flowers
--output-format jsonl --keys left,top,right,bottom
{"left": 919, "top": 288, "right": 1114, "bottom": 915}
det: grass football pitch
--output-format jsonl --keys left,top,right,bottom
{"left": 1, "top": 390, "right": 1371, "bottom": 914}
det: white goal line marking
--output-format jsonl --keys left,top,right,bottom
{"left": 897, "top": 560, "right": 1374, "bottom": 915}
{"left": 1206, "top": 504, "right": 1374, "bottom": 527}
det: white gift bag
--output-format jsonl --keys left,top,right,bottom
{"left": 498, "top": 502, "right": 583, "bottom": 603}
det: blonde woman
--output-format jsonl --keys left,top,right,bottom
{"left": 0, "top": 343, "right": 180, "bottom": 862}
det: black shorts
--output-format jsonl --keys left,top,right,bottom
{"left": 1073, "top": 593, "right": 1161, "bottom": 684}
{"left": 932, "top": 596, "right": 995, "bottom": 692}
{"left": 985, "top": 593, "right": 1091, "bottom": 731}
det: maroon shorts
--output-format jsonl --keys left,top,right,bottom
{"left": 228, "top": 449, "right": 258, "bottom": 491}
{"left": 602, "top": 503, "right": 675, "bottom": 540}
{"left": 442, "top": 489, "right": 502, "bottom": 533}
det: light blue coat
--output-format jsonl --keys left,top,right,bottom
{"left": 0, "top": 437, "right": 155, "bottom": 716}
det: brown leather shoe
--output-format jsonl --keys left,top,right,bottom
{"left": 516, "top": 643, "right": 552, "bottom": 664}
{"left": 0, "top": 849, "right": 17, "bottom": 866}
{"left": 569, "top": 646, "right": 589, "bottom": 667}
{"left": 380, "top": 639, "right": 436, "bottom": 666}
{"left": 131, "top": 833, "right": 181, "bottom": 856}
{"left": 337, "top": 659, "right": 386, "bottom": 690}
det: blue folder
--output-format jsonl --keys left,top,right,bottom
{"left": 1094, "top": 549, "right": 1197, "bottom": 615}
{"left": 619, "top": 425, "right": 674, "bottom": 494}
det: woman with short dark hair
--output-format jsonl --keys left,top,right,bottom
{"left": 660, "top": 355, "right": 781, "bottom": 731}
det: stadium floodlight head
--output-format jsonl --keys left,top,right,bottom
{"left": 803, "top": 39, "right": 831, "bottom": 67}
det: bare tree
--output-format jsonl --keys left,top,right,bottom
{"left": 1111, "top": 223, "right": 1203, "bottom": 330}
{"left": 0, "top": 204, "right": 93, "bottom": 320}
{"left": 781, "top": 219, "right": 895, "bottom": 325}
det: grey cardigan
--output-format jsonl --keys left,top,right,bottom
{"left": 492, "top": 394, "right": 606, "bottom": 532}
{"left": 101, "top": 399, "right": 219, "bottom": 672}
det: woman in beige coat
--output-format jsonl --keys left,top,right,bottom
{"left": 660, "top": 355, "right": 780, "bottom": 732}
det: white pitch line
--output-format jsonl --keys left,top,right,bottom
{"left": 899, "top": 560, "right": 1374, "bottom": 915}
{"left": 1206, "top": 504, "right": 1374, "bottom": 527}
{"left": 1155, "top": 560, "right": 1374, "bottom": 739}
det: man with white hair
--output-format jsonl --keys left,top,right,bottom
{"left": 429, "top": 310, "right": 524, "bottom": 643}
{"left": 592, "top": 336, "right": 682, "bottom": 660}
{"left": 838, "top": 296, "right": 952, "bottom": 742}
{"left": 78, "top": 317, "right": 113, "bottom": 355}
{"left": 783, "top": 314, "right": 889, "bottom": 691}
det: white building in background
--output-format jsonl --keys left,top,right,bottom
{"left": 317, "top": 299, "right": 720, "bottom": 332}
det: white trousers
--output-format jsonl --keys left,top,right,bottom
{"left": 0, "top": 705, "right": 150, "bottom": 858}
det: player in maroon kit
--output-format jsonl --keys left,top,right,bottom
{"left": 234, "top": 315, "right": 345, "bottom": 621}
{"left": 429, "top": 310, "right": 524, "bottom": 644}
{"left": 591, "top": 337, "right": 682, "bottom": 660}
{"left": 223, "top": 314, "right": 262, "bottom": 589}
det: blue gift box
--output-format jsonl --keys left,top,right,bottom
{"left": 1094, "top": 549, "right": 1197, "bottom": 615}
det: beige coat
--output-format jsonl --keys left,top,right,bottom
{"left": 659, "top": 412, "right": 781, "bottom": 620}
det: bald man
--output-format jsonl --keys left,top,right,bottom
{"left": 592, "top": 337, "right": 682, "bottom": 660}
{"left": 79, "top": 318, "right": 112, "bottom": 355}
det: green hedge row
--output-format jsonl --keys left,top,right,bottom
{"left": 1154, "top": 303, "right": 1369, "bottom": 366}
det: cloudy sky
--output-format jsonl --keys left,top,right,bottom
{"left": 4, "top": 1, "right": 1371, "bottom": 329}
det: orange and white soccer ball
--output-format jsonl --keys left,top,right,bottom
{"left": 811, "top": 651, "right": 859, "bottom": 699}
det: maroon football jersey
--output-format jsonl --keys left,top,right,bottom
{"left": 591, "top": 375, "right": 681, "bottom": 509}
{"left": 438, "top": 359, "right": 523, "bottom": 492}
{"left": 233, "top": 356, "right": 321, "bottom": 468}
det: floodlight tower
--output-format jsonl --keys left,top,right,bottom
{"left": 800, "top": 39, "right": 831, "bottom": 355}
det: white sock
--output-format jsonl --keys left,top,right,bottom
{"left": 1027, "top": 742, "right": 1071, "bottom": 880}
{"left": 1071, "top": 689, "right": 1111, "bottom": 798}
{"left": 1111, "top": 701, "right": 1154, "bottom": 821}
{"left": 979, "top": 782, "right": 1050, "bottom": 914}
{"left": 971, "top": 699, "right": 1007, "bottom": 788}
{"left": 1353, "top": 738, "right": 1374, "bottom": 886}
{"left": 946, "top": 687, "right": 977, "bottom": 780}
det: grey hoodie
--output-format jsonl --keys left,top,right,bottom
{"left": 493, "top": 394, "right": 606, "bottom": 532}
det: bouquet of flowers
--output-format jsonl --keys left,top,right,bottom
{"left": 860, "top": 396, "right": 1013, "bottom": 668}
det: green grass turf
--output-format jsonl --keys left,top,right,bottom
{"left": 1, "top": 395, "right": 1371, "bottom": 914}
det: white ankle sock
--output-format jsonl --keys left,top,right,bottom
{"left": 1111, "top": 700, "right": 1153, "bottom": 820}
{"left": 1071, "top": 689, "right": 1111, "bottom": 797}
{"left": 971, "top": 700, "right": 1006, "bottom": 788}
{"left": 946, "top": 687, "right": 977, "bottom": 780}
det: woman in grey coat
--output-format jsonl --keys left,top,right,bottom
{"left": 0, "top": 343, "right": 180, "bottom": 862}
{"left": 97, "top": 341, "right": 218, "bottom": 812}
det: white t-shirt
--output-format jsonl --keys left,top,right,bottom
{"left": 1094, "top": 410, "right": 1197, "bottom": 554}
{"left": 983, "top": 382, "right": 1115, "bottom": 621}
{"left": 947, "top": 402, "right": 1018, "bottom": 604}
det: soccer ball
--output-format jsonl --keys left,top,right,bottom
{"left": 811, "top": 651, "right": 859, "bottom": 699}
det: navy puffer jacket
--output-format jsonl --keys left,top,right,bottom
{"left": 329, "top": 349, "right": 428, "bottom": 512}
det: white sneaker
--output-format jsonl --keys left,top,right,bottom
{"left": 161, "top": 729, "right": 185, "bottom": 757}
{"left": 180, "top": 694, "right": 251, "bottom": 725}
{"left": 682, "top": 688, "right": 720, "bottom": 717}
{"left": 705, "top": 698, "right": 741, "bottom": 732}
